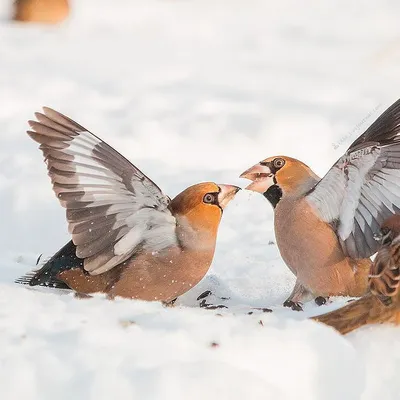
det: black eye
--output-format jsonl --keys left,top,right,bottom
{"left": 381, "top": 227, "right": 390, "bottom": 236}
{"left": 273, "top": 158, "right": 285, "bottom": 169}
{"left": 203, "top": 193, "right": 215, "bottom": 204}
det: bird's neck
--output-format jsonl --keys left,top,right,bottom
{"left": 174, "top": 215, "right": 218, "bottom": 252}
{"left": 280, "top": 171, "right": 320, "bottom": 200}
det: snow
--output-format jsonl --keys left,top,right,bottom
{"left": 1, "top": 0, "right": 400, "bottom": 398}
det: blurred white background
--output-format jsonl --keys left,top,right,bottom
{"left": 0, "top": 1, "right": 400, "bottom": 399}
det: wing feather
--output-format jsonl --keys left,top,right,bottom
{"left": 28, "top": 108, "right": 177, "bottom": 275}
{"left": 307, "top": 99, "right": 400, "bottom": 258}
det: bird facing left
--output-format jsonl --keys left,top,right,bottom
{"left": 16, "top": 108, "right": 240, "bottom": 304}
{"left": 240, "top": 99, "right": 400, "bottom": 310}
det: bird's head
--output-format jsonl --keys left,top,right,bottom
{"left": 240, "top": 156, "right": 318, "bottom": 208}
{"left": 170, "top": 182, "right": 240, "bottom": 239}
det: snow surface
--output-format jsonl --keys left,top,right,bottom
{"left": 1, "top": 0, "right": 400, "bottom": 399}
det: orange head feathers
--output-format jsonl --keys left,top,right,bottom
{"left": 170, "top": 182, "right": 240, "bottom": 243}
{"left": 240, "top": 156, "right": 319, "bottom": 207}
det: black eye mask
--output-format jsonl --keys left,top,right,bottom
{"left": 203, "top": 192, "right": 219, "bottom": 205}
{"left": 260, "top": 158, "right": 285, "bottom": 175}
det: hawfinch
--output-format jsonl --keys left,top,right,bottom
{"left": 241, "top": 99, "right": 400, "bottom": 310}
{"left": 315, "top": 215, "right": 400, "bottom": 334}
{"left": 16, "top": 108, "right": 240, "bottom": 303}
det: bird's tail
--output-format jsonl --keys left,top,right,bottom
{"left": 313, "top": 293, "right": 400, "bottom": 334}
{"left": 15, "top": 241, "right": 82, "bottom": 289}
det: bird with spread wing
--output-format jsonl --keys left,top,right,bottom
{"left": 241, "top": 99, "right": 400, "bottom": 310}
{"left": 16, "top": 108, "right": 240, "bottom": 303}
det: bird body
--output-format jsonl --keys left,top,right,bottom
{"left": 16, "top": 108, "right": 239, "bottom": 302}
{"left": 275, "top": 194, "right": 370, "bottom": 299}
{"left": 241, "top": 99, "right": 400, "bottom": 308}
{"left": 57, "top": 244, "right": 214, "bottom": 302}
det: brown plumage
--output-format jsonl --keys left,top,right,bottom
{"left": 314, "top": 216, "right": 400, "bottom": 334}
{"left": 13, "top": 0, "right": 69, "bottom": 24}
{"left": 16, "top": 108, "right": 240, "bottom": 303}
{"left": 240, "top": 99, "right": 400, "bottom": 310}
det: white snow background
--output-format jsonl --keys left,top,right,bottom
{"left": 0, "top": 1, "right": 400, "bottom": 399}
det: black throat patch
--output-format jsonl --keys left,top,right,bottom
{"left": 263, "top": 185, "right": 282, "bottom": 208}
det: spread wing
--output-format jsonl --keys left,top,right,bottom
{"left": 306, "top": 99, "right": 400, "bottom": 259}
{"left": 28, "top": 107, "right": 178, "bottom": 275}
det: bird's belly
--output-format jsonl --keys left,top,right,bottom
{"left": 274, "top": 199, "right": 369, "bottom": 296}
{"left": 274, "top": 200, "right": 334, "bottom": 272}
{"left": 108, "top": 250, "right": 213, "bottom": 302}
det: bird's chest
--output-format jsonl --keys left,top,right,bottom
{"left": 274, "top": 198, "right": 341, "bottom": 274}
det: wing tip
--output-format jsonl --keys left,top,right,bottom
{"left": 42, "top": 106, "right": 57, "bottom": 116}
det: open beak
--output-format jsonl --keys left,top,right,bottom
{"left": 240, "top": 163, "right": 274, "bottom": 193}
{"left": 217, "top": 184, "right": 241, "bottom": 209}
